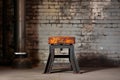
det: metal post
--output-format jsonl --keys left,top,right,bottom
{"left": 16, "top": 0, "right": 25, "bottom": 52}
{"left": 13, "top": 0, "right": 32, "bottom": 69}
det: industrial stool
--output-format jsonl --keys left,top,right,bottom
{"left": 44, "top": 36, "right": 80, "bottom": 73}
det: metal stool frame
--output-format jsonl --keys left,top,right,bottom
{"left": 44, "top": 44, "right": 80, "bottom": 73}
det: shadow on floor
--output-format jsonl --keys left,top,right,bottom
{"left": 50, "top": 66, "right": 118, "bottom": 74}
{"left": 79, "top": 67, "right": 110, "bottom": 73}
{"left": 0, "top": 64, "right": 119, "bottom": 74}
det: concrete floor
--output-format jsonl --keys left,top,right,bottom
{"left": 0, "top": 66, "right": 120, "bottom": 80}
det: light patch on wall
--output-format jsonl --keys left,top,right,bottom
{"left": 90, "top": 0, "right": 111, "bottom": 21}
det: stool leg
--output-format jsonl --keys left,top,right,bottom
{"left": 69, "top": 56, "right": 73, "bottom": 71}
{"left": 44, "top": 53, "right": 51, "bottom": 73}
{"left": 48, "top": 45, "right": 54, "bottom": 73}
{"left": 69, "top": 45, "right": 80, "bottom": 73}
{"left": 44, "top": 45, "right": 54, "bottom": 73}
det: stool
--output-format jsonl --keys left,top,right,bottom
{"left": 44, "top": 36, "right": 80, "bottom": 73}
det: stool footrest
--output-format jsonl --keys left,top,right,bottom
{"left": 54, "top": 55, "right": 69, "bottom": 58}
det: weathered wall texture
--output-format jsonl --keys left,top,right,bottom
{"left": 0, "top": 0, "right": 15, "bottom": 64}
{"left": 0, "top": 0, "right": 2, "bottom": 57}
{"left": 26, "top": 0, "right": 120, "bottom": 66}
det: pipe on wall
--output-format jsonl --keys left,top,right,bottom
{"left": 16, "top": 0, "right": 25, "bottom": 52}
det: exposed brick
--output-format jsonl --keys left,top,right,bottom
{"left": 25, "top": 0, "right": 120, "bottom": 65}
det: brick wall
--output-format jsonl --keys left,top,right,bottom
{"left": 26, "top": 0, "right": 120, "bottom": 66}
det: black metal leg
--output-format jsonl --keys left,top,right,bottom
{"left": 69, "top": 52, "right": 73, "bottom": 71}
{"left": 47, "top": 45, "right": 54, "bottom": 73}
{"left": 44, "top": 46, "right": 54, "bottom": 73}
{"left": 44, "top": 53, "right": 51, "bottom": 73}
{"left": 70, "top": 45, "right": 80, "bottom": 73}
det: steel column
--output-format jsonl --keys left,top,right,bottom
{"left": 16, "top": 0, "right": 25, "bottom": 52}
